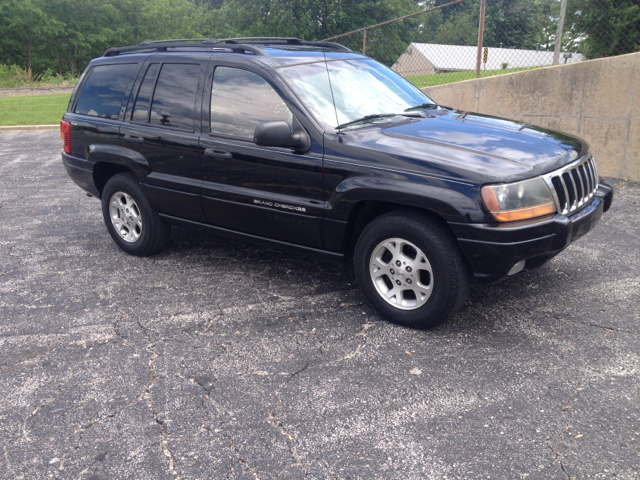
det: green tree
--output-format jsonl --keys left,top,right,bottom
{"left": 483, "top": 0, "right": 547, "bottom": 49}
{"left": 536, "top": 0, "right": 585, "bottom": 53}
{"left": 405, "top": 0, "right": 552, "bottom": 49}
{"left": 209, "top": 0, "right": 418, "bottom": 41}
{"left": 126, "top": 0, "right": 204, "bottom": 43}
{"left": 570, "top": 0, "right": 640, "bottom": 58}
{"left": 428, "top": 9, "right": 479, "bottom": 46}
{"left": 0, "top": 0, "right": 58, "bottom": 71}
{"left": 199, "top": 0, "right": 421, "bottom": 66}
{"left": 42, "top": 0, "right": 123, "bottom": 74}
{"left": 8, "top": 0, "right": 633, "bottom": 79}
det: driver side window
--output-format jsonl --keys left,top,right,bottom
{"left": 210, "top": 67, "right": 293, "bottom": 140}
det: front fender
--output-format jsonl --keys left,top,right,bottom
{"left": 327, "top": 175, "right": 486, "bottom": 224}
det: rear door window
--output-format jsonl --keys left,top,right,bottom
{"left": 74, "top": 64, "right": 137, "bottom": 119}
{"left": 131, "top": 63, "right": 160, "bottom": 123}
{"left": 148, "top": 63, "right": 201, "bottom": 131}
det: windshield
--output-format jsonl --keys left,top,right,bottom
{"left": 279, "top": 58, "right": 435, "bottom": 129}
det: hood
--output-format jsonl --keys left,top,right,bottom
{"left": 341, "top": 110, "right": 588, "bottom": 184}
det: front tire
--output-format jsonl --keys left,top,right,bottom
{"left": 101, "top": 173, "right": 171, "bottom": 256}
{"left": 354, "top": 212, "right": 470, "bottom": 329}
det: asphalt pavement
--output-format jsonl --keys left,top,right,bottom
{"left": 1, "top": 129, "right": 639, "bottom": 480}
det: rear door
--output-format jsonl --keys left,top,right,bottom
{"left": 120, "top": 56, "right": 206, "bottom": 222}
{"left": 199, "top": 63, "right": 325, "bottom": 249}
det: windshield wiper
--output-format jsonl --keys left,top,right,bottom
{"left": 404, "top": 102, "right": 439, "bottom": 112}
{"left": 336, "top": 113, "right": 398, "bottom": 129}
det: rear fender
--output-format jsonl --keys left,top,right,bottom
{"left": 87, "top": 144, "right": 150, "bottom": 179}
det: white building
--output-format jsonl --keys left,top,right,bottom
{"left": 392, "top": 43, "right": 586, "bottom": 76}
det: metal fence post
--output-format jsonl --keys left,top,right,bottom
{"left": 476, "top": 0, "right": 486, "bottom": 78}
{"left": 363, "top": 29, "right": 367, "bottom": 55}
{"left": 553, "top": 0, "right": 569, "bottom": 65}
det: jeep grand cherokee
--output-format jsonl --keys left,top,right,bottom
{"left": 61, "top": 37, "right": 613, "bottom": 328}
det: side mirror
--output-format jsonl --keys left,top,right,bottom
{"left": 254, "top": 121, "right": 311, "bottom": 153}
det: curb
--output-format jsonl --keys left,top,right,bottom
{"left": 0, "top": 124, "right": 59, "bottom": 131}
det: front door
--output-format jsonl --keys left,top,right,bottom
{"left": 199, "top": 64, "right": 325, "bottom": 249}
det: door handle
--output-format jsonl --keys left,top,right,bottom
{"left": 123, "top": 134, "right": 144, "bottom": 144}
{"left": 204, "top": 148, "right": 232, "bottom": 159}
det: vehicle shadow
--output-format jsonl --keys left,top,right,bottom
{"left": 159, "top": 226, "right": 602, "bottom": 334}
{"left": 163, "top": 225, "right": 357, "bottom": 294}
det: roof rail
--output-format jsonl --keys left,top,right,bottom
{"left": 137, "top": 38, "right": 207, "bottom": 46}
{"left": 213, "top": 37, "right": 352, "bottom": 52}
{"left": 102, "top": 37, "right": 352, "bottom": 57}
{"left": 305, "top": 41, "right": 352, "bottom": 52}
{"left": 212, "top": 37, "right": 303, "bottom": 45}
{"left": 103, "top": 39, "right": 268, "bottom": 57}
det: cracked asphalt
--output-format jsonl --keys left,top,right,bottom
{"left": 1, "top": 129, "right": 639, "bottom": 480}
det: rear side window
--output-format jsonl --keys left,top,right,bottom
{"left": 149, "top": 63, "right": 200, "bottom": 131}
{"left": 74, "top": 64, "right": 137, "bottom": 119}
{"left": 132, "top": 63, "right": 160, "bottom": 123}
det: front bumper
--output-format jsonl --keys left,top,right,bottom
{"left": 449, "top": 182, "right": 613, "bottom": 284}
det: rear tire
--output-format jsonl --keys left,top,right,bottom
{"left": 101, "top": 173, "right": 171, "bottom": 256}
{"left": 354, "top": 211, "right": 470, "bottom": 329}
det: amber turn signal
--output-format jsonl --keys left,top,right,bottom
{"left": 480, "top": 186, "right": 500, "bottom": 211}
{"left": 489, "top": 202, "right": 556, "bottom": 222}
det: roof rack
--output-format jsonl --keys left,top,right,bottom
{"left": 137, "top": 38, "right": 206, "bottom": 46}
{"left": 212, "top": 37, "right": 303, "bottom": 44}
{"left": 102, "top": 37, "right": 352, "bottom": 57}
{"left": 103, "top": 39, "right": 267, "bottom": 57}
{"left": 213, "top": 37, "right": 352, "bottom": 52}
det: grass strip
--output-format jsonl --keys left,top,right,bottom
{"left": 407, "top": 66, "right": 539, "bottom": 88}
{"left": 0, "top": 93, "right": 71, "bottom": 126}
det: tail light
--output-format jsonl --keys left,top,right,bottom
{"left": 60, "top": 120, "right": 71, "bottom": 154}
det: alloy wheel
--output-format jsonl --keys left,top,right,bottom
{"left": 109, "top": 191, "right": 142, "bottom": 243}
{"left": 369, "top": 237, "right": 434, "bottom": 310}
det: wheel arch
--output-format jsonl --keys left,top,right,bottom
{"left": 88, "top": 145, "right": 150, "bottom": 198}
{"left": 343, "top": 201, "right": 454, "bottom": 256}
{"left": 93, "top": 162, "right": 131, "bottom": 197}
{"left": 331, "top": 179, "right": 484, "bottom": 256}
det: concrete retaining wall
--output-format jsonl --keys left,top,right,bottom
{"left": 422, "top": 52, "right": 640, "bottom": 180}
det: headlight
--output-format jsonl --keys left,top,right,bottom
{"left": 481, "top": 177, "right": 556, "bottom": 222}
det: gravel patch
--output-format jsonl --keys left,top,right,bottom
{"left": 0, "top": 86, "right": 75, "bottom": 98}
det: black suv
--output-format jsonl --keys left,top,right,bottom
{"left": 61, "top": 37, "right": 613, "bottom": 328}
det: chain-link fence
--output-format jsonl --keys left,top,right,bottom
{"left": 323, "top": 0, "right": 640, "bottom": 89}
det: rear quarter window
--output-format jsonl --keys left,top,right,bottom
{"left": 74, "top": 64, "right": 137, "bottom": 119}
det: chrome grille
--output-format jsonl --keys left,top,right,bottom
{"left": 543, "top": 155, "right": 598, "bottom": 215}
